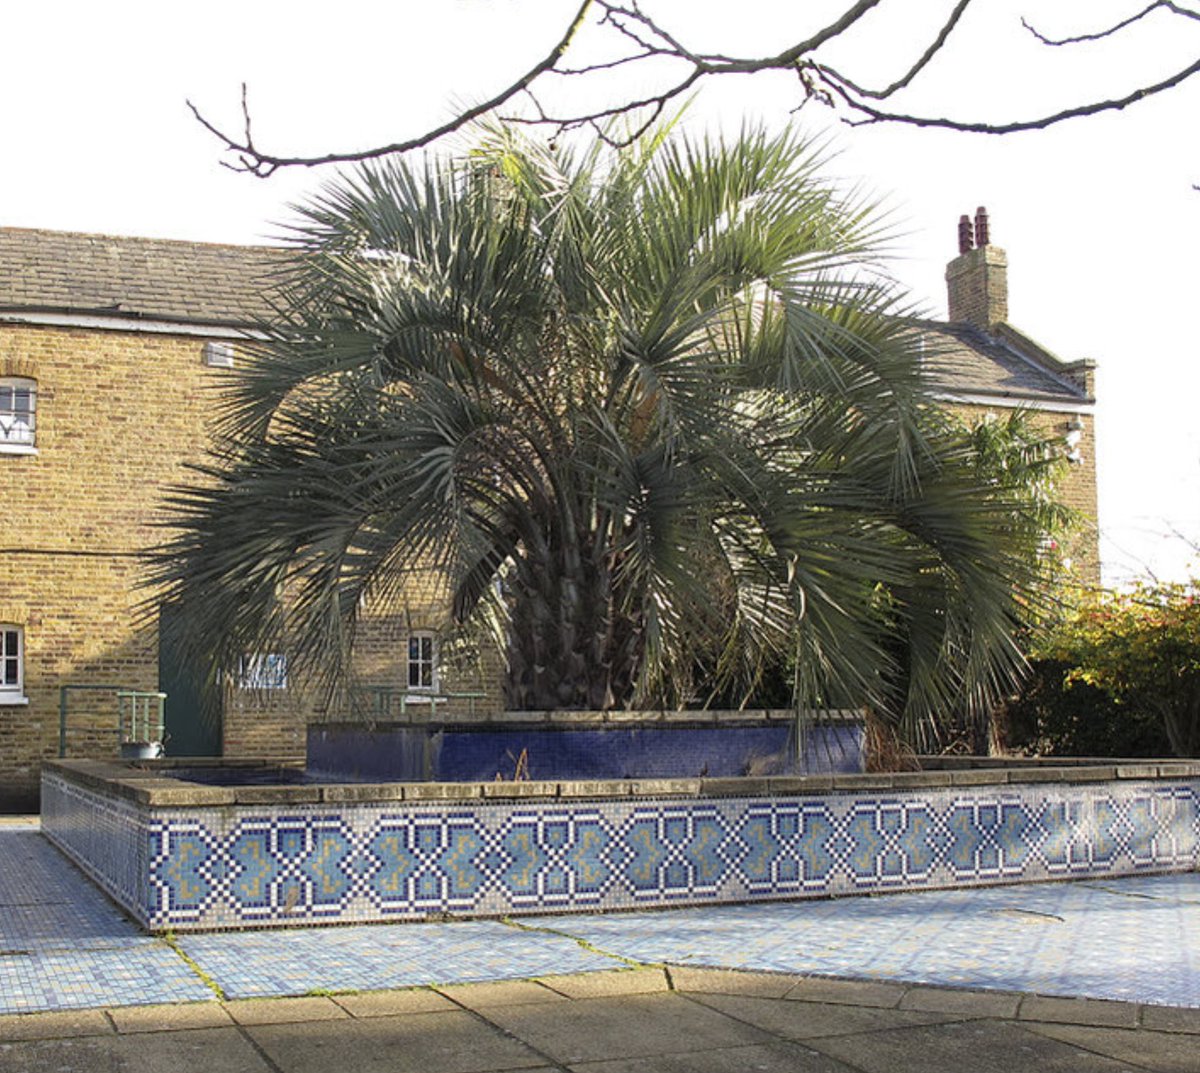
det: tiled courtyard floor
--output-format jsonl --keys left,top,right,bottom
{"left": 1, "top": 819, "right": 1197, "bottom": 1015}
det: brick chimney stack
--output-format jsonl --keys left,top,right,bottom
{"left": 946, "top": 206, "right": 1007, "bottom": 330}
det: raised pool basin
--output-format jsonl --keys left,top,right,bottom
{"left": 41, "top": 756, "right": 1200, "bottom": 932}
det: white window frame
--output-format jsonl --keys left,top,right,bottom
{"left": 0, "top": 378, "right": 37, "bottom": 454}
{"left": 406, "top": 632, "right": 438, "bottom": 700}
{"left": 204, "top": 341, "right": 235, "bottom": 368}
{"left": 0, "top": 625, "right": 27, "bottom": 705}
{"left": 237, "top": 652, "right": 288, "bottom": 690}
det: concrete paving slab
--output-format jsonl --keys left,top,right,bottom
{"left": 0, "top": 1008, "right": 112, "bottom": 1040}
{"left": 686, "top": 992, "right": 960, "bottom": 1041}
{"left": 0, "top": 1026, "right": 273, "bottom": 1073}
{"left": 806, "top": 1018, "right": 1139, "bottom": 1073}
{"left": 898, "top": 985, "right": 1023, "bottom": 1018}
{"left": 1018, "top": 993, "right": 1142, "bottom": 1028}
{"left": 333, "top": 987, "right": 459, "bottom": 1018}
{"left": 479, "top": 992, "right": 774, "bottom": 1065}
{"left": 568, "top": 1040, "right": 861, "bottom": 1072}
{"left": 0, "top": 967, "right": 1173, "bottom": 1073}
{"left": 246, "top": 1010, "right": 551, "bottom": 1073}
{"left": 781, "top": 976, "right": 909, "bottom": 1008}
{"left": 109, "top": 1001, "right": 233, "bottom": 1033}
{"left": 1022, "top": 1021, "right": 1200, "bottom": 1073}
{"left": 537, "top": 967, "right": 669, "bottom": 999}
{"left": 1142, "top": 1005, "right": 1200, "bottom": 1035}
{"left": 668, "top": 966, "right": 797, "bottom": 997}
{"left": 224, "top": 995, "right": 351, "bottom": 1026}
{"left": 436, "top": 979, "right": 567, "bottom": 1009}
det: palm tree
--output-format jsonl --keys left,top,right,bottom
{"left": 154, "top": 124, "right": 1056, "bottom": 748}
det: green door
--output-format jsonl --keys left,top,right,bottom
{"left": 158, "top": 602, "right": 222, "bottom": 757}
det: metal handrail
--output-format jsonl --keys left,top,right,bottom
{"left": 348, "top": 686, "right": 486, "bottom": 721}
{"left": 58, "top": 684, "right": 167, "bottom": 757}
{"left": 117, "top": 691, "right": 167, "bottom": 745}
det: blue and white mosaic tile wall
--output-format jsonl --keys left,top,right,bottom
{"left": 41, "top": 773, "right": 152, "bottom": 917}
{"left": 42, "top": 771, "right": 1200, "bottom": 932}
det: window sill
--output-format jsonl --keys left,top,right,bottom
{"left": 0, "top": 695, "right": 29, "bottom": 706}
{"left": 0, "top": 444, "right": 37, "bottom": 456}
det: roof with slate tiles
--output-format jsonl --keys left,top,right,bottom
{"left": 919, "top": 321, "right": 1093, "bottom": 407}
{"left": 0, "top": 227, "right": 286, "bottom": 328}
{"left": 0, "top": 226, "right": 1093, "bottom": 407}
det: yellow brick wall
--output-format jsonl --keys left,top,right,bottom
{"left": 1, "top": 324, "right": 229, "bottom": 803}
{"left": 222, "top": 689, "right": 311, "bottom": 759}
{"left": 0, "top": 556, "right": 156, "bottom": 804}
{"left": 0, "top": 321, "right": 501, "bottom": 803}
{"left": 0, "top": 326, "right": 228, "bottom": 549}
{"left": 338, "top": 579, "right": 505, "bottom": 721}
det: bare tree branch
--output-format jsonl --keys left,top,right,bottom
{"left": 553, "top": 49, "right": 664, "bottom": 77}
{"left": 818, "top": 0, "right": 973, "bottom": 102}
{"left": 1022, "top": 0, "right": 1198, "bottom": 47}
{"left": 601, "top": 2, "right": 695, "bottom": 60}
{"left": 187, "top": 0, "right": 595, "bottom": 176}
{"left": 826, "top": 55, "right": 1200, "bottom": 133}
{"left": 500, "top": 68, "right": 704, "bottom": 147}
{"left": 189, "top": 0, "right": 1200, "bottom": 176}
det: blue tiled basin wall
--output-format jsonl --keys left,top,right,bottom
{"left": 306, "top": 711, "right": 865, "bottom": 783}
{"left": 41, "top": 758, "right": 1200, "bottom": 932}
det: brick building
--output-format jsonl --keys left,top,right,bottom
{"left": 924, "top": 208, "right": 1098, "bottom": 579}
{"left": 0, "top": 228, "right": 496, "bottom": 809}
{"left": 0, "top": 214, "right": 1097, "bottom": 809}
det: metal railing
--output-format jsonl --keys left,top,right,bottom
{"left": 119, "top": 690, "right": 166, "bottom": 745}
{"left": 58, "top": 684, "right": 167, "bottom": 757}
{"left": 348, "top": 686, "right": 486, "bottom": 722}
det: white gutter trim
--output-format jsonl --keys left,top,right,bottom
{"left": 931, "top": 391, "right": 1094, "bottom": 415}
{"left": 0, "top": 310, "right": 263, "bottom": 340}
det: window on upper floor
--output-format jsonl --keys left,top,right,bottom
{"left": 0, "top": 626, "right": 25, "bottom": 704}
{"left": 407, "top": 632, "right": 437, "bottom": 694}
{"left": 0, "top": 378, "right": 36, "bottom": 452}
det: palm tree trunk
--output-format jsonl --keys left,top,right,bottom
{"left": 504, "top": 530, "right": 639, "bottom": 710}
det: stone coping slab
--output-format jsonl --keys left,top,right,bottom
{"left": 42, "top": 756, "right": 1200, "bottom": 808}
{"left": 310, "top": 707, "right": 866, "bottom": 729}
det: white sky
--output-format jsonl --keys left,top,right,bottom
{"left": 3, "top": 1, "right": 1198, "bottom": 586}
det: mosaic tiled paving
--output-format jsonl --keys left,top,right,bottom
{"left": 0, "top": 823, "right": 211, "bottom": 1012}
{"left": 177, "top": 920, "right": 624, "bottom": 999}
{"left": 3, "top": 819, "right": 1198, "bottom": 1012}
{"left": 529, "top": 871, "right": 1200, "bottom": 1008}
{"left": 0, "top": 822, "right": 623, "bottom": 1009}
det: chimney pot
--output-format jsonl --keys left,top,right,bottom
{"left": 957, "top": 215, "right": 974, "bottom": 255}
{"left": 974, "top": 206, "right": 990, "bottom": 249}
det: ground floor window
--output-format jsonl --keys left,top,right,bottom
{"left": 0, "top": 626, "right": 25, "bottom": 703}
{"left": 407, "top": 633, "right": 437, "bottom": 692}
{"left": 237, "top": 653, "right": 288, "bottom": 690}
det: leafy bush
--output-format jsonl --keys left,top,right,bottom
{"left": 1008, "top": 582, "right": 1200, "bottom": 758}
{"left": 1003, "top": 657, "right": 1171, "bottom": 758}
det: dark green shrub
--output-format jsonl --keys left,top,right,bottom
{"left": 1003, "top": 657, "right": 1172, "bottom": 758}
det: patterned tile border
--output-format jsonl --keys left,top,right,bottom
{"left": 41, "top": 768, "right": 1200, "bottom": 931}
